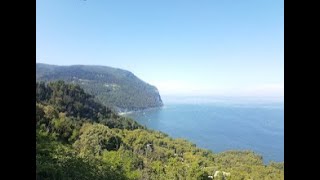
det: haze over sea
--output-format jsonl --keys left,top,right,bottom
{"left": 124, "top": 96, "right": 284, "bottom": 164}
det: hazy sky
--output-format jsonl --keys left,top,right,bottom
{"left": 36, "top": 0, "right": 284, "bottom": 97}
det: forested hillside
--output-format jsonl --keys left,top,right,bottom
{"left": 36, "top": 63, "right": 163, "bottom": 112}
{"left": 36, "top": 81, "right": 284, "bottom": 180}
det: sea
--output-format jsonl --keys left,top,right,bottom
{"left": 123, "top": 96, "right": 284, "bottom": 164}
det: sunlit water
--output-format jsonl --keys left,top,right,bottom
{"left": 124, "top": 97, "right": 284, "bottom": 164}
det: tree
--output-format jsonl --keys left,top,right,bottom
{"left": 73, "top": 124, "right": 123, "bottom": 157}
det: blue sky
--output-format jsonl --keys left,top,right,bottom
{"left": 37, "top": 0, "right": 284, "bottom": 97}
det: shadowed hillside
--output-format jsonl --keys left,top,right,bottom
{"left": 36, "top": 63, "right": 163, "bottom": 112}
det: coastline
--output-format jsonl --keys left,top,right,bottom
{"left": 117, "top": 106, "right": 164, "bottom": 116}
{"left": 119, "top": 102, "right": 283, "bottom": 164}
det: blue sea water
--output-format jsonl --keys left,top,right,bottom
{"left": 124, "top": 97, "right": 284, "bottom": 164}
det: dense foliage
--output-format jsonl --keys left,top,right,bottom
{"left": 36, "top": 81, "right": 143, "bottom": 130}
{"left": 36, "top": 81, "right": 284, "bottom": 180}
{"left": 36, "top": 63, "right": 163, "bottom": 112}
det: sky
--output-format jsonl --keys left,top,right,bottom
{"left": 36, "top": 0, "right": 284, "bottom": 98}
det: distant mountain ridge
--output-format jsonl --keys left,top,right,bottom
{"left": 36, "top": 63, "right": 163, "bottom": 112}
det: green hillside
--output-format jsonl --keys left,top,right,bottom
{"left": 36, "top": 81, "right": 284, "bottom": 180}
{"left": 36, "top": 63, "right": 163, "bottom": 112}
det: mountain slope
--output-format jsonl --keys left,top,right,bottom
{"left": 36, "top": 63, "right": 163, "bottom": 112}
{"left": 36, "top": 81, "right": 284, "bottom": 180}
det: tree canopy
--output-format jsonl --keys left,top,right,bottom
{"left": 36, "top": 63, "right": 163, "bottom": 112}
{"left": 36, "top": 81, "right": 284, "bottom": 180}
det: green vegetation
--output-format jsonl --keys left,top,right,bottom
{"left": 36, "top": 81, "right": 284, "bottom": 180}
{"left": 36, "top": 63, "right": 163, "bottom": 112}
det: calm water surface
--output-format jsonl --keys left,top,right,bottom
{"left": 124, "top": 99, "right": 284, "bottom": 164}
